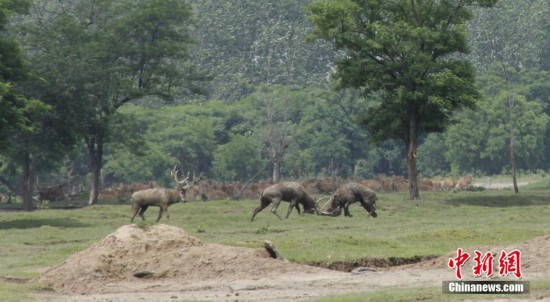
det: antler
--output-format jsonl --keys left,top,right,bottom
{"left": 171, "top": 165, "right": 206, "bottom": 189}
{"left": 171, "top": 165, "right": 190, "bottom": 185}
{"left": 315, "top": 196, "right": 341, "bottom": 216}
{"left": 183, "top": 171, "right": 206, "bottom": 190}
{"left": 318, "top": 196, "right": 334, "bottom": 211}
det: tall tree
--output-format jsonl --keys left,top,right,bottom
{"left": 24, "top": 0, "right": 200, "bottom": 205}
{"left": 190, "top": 0, "right": 334, "bottom": 101}
{"left": 244, "top": 85, "right": 299, "bottom": 183}
{"left": 0, "top": 0, "right": 54, "bottom": 211}
{"left": 0, "top": 0, "right": 33, "bottom": 151}
{"left": 467, "top": 0, "right": 550, "bottom": 189}
{"left": 309, "top": 0, "right": 498, "bottom": 199}
{"left": 445, "top": 66, "right": 549, "bottom": 177}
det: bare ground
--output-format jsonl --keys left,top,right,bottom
{"left": 34, "top": 224, "right": 550, "bottom": 302}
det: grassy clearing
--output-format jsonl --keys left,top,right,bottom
{"left": 1, "top": 183, "right": 549, "bottom": 301}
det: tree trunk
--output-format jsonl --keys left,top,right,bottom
{"left": 498, "top": 58, "right": 519, "bottom": 194}
{"left": 236, "top": 151, "right": 281, "bottom": 200}
{"left": 271, "top": 148, "right": 281, "bottom": 183}
{"left": 21, "top": 151, "right": 34, "bottom": 211}
{"left": 330, "top": 158, "right": 338, "bottom": 192}
{"left": 87, "top": 136, "right": 104, "bottom": 205}
{"left": 407, "top": 114, "right": 420, "bottom": 200}
{"left": 510, "top": 117, "right": 519, "bottom": 194}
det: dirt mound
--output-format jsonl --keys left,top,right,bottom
{"left": 35, "top": 229, "right": 550, "bottom": 301}
{"left": 38, "top": 224, "right": 332, "bottom": 295}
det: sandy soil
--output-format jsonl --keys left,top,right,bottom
{"left": 34, "top": 224, "right": 550, "bottom": 302}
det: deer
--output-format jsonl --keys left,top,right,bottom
{"left": 36, "top": 183, "right": 66, "bottom": 202}
{"left": 130, "top": 165, "right": 205, "bottom": 223}
{"left": 320, "top": 183, "right": 378, "bottom": 218}
{"left": 251, "top": 182, "right": 322, "bottom": 222}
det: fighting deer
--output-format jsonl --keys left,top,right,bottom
{"left": 130, "top": 166, "right": 205, "bottom": 223}
{"left": 320, "top": 183, "right": 378, "bottom": 218}
{"left": 251, "top": 182, "right": 321, "bottom": 222}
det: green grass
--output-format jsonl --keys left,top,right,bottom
{"left": 312, "top": 279, "right": 550, "bottom": 301}
{"left": 1, "top": 184, "right": 550, "bottom": 301}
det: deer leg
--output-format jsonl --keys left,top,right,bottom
{"left": 251, "top": 197, "right": 271, "bottom": 222}
{"left": 138, "top": 206, "right": 149, "bottom": 221}
{"left": 164, "top": 206, "right": 170, "bottom": 221}
{"left": 130, "top": 205, "right": 140, "bottom": 223}
{"left": 156, "top": 207, "right": 164, "bottom": 223}
{"left": 344, "top": 201, "right": 353, "bottom": 217}
{"left": 285, "top": 198, "right": 298, "bottom": 219}
{"left": 270, "top": 198, "right": 284, "bottom": 220}
{"left": 360, "top": 201, "right": 377, "bottom": 217}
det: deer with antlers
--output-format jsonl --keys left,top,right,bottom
{"left": 320, "top": 183, "right": 378, "bottom": 218}
{"left": 130, "top": 165, "right": 205, "bottom": 223}
{"left": 251, "top": 182, "right": 323, "bottom": 222}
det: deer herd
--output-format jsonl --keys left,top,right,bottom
{"left": 130, "top": 165, "right": 381, "bottom": 223}
{"left": 129, "top": 165, "right": 474, "bottom": 223}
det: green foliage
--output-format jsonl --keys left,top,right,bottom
{"left": 13, "top": 0, "right": 201, "bottom": 203}
{"left": 212, "top": 135, "right": 262, "bottom": 181}
{"left": 104, "top": 104, "right": 222, "bottom": 183}
{"left": 308, "top": 0, "right": 489, "bottom": 140}
{"left": 445, "top": 65, "right": 550, "bottom": 175}
{"left": 417, "top": 133, "right": 450, "bottom": 177}
{"left": 0, "top": 0, "right": 30, "bottom": 30}
{"left": 309, "top": 0, "right": 497, "bottom": 198}
{"left": 468, "top": 0, "right": 549, "bottom": 71}
{"left": 0, "top": 0, "right": 34, "bottom": 152}
{"left": 1, "top": 0, "right": 549, "bottom": 191}
{"left": 190, "top": 0, "right": 334, "bottom": 101}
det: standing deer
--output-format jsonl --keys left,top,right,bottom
{"left": 130, "top": 166, "right": 205, "bottom": 223}
{"left": 321, "top": 183, "right": 378, "bottom": 218}
{"left": 251, "top": 182, "right": 319, "bottom": 222}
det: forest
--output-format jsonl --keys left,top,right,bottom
{"left": 1, "top": 0, "right": 549, "bottom": 209}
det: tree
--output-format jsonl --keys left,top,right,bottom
{"left": 241, "top": 85, "right": 305, "bottom": 183}
{"left": 24, "top": 0, "right": 200, "bottom": 205}
{"left": 468, "top": 0, "right": 549, "bottom": 72}
{"left": 190, "top": 0, "right": 334, "bottom": 101}
{"left": 309, "top": 0, "right": 498, "bottom": 199}
{"left": 0, "top": 0, "right": 33, "bottom": 151}
{"left": 467, "top": 0, "right": 550, "bottom": 190}
{"left": 212, "top": 135, "right": 262, "bottom": 181}
{"left": 0, "top": 0, "right": 56, "bottom": 211}
{"left": 293, "top": 88, "right": 370, "bottom": 181}
{"left": 416, "top": 133, "right": 450, "bottom": 177}
{"left": 445, "top": 66, "right": 549, "bottom": 177}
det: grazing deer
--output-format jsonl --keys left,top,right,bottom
{"left": 321, "top": 183, "right": 378, "bottom": 218}
{"left": 130, "top": 166, "right": 205, "bottom": 223}
{"left": 251, "top": 182, "right": 320, "bottom": 222}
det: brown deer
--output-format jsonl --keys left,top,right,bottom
{"left": 130, "top": 166, "right": 205, "bottom": 223}
{"left": 321, "top": 183, "right": 378, "bottom": 218}
{"left": 251, "top": 182, "right": 320, "bottom": 222}
{"left": 36, "top": 183, "right": 66, "bottom": 202}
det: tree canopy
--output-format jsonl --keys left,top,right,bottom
{"left": 16, "top": 0, "right": 200, "bottom": 206}
{"left": 1, "top": 0, "right": 549, "bottom": 208}
{"left": 308, "top": 0, "right": 498, "bottom": 199}
{"left": 0, "top": 0, "right": 33, "bottom": 150}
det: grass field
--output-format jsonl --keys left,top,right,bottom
{"left": 1, "top": 179, "right": 550, "bottom": 301}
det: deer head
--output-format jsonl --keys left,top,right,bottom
{"left": 171, "top": 165, "right": 206, "bottom": 202}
